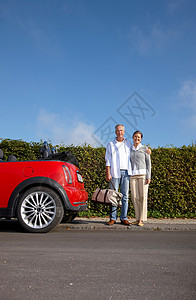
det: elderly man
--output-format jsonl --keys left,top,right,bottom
{"left": 105, "top": 124, "right": 132, "bottom": 225}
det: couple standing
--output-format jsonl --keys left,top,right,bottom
{"left": 105, "top": 124, "right": 151, "bottom": 226}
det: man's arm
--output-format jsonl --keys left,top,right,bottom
{"left": 105, "top": 142, "right": 112, "bottom": 181}
{"left": 130, "top": 140, "right": 151, "bottom": 155}
{"left": 106, "top": 166, "right": 112, "bottom": 181}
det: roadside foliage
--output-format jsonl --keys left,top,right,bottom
{"left": 0, "top": 138, "right": 195, "bottom": 218}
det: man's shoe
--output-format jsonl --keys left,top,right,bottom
{"left": 107, "top": 220, "right": 116, "bottom": 226}
{"left": 121, "top": 220, "right": 131, "bottom": 226}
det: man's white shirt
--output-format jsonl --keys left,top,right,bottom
{"left": 105, "top": 139, "right": 132, "bottom": 178}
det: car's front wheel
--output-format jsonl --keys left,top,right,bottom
{"left": 17, "top": 186, "right": 64, "bottom": 233}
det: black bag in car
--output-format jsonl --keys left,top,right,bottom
{"left": 39, "top": 141, "right": 80, "bottom": 168}
{"left": 41, "top": 151, "right": 79, "bottom": 168}
{"left": 48, "top": 151, "right": 79, "bottom": 168}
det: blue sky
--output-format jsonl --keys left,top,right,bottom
{"left": 0, "top": 0, "right": 196, "bottom": 148}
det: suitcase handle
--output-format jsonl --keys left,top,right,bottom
{"left": 110, "top": 179, "right": 116, "bottom": 191}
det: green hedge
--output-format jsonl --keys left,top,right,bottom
{"left": 0, "top": 138, "right": 195, "bottom": 218}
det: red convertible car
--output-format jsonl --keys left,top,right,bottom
{"left": 0, "top": 148, "right": 88, "bottom": 233}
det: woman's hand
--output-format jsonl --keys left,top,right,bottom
{"left": 146, "top": 179, "right": 151, "bottom": 184}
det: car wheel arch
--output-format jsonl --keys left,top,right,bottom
{"left": 8, "top": 177, "right": 70, "bottom": 217}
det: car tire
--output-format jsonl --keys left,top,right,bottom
{"left": 61, "top": 212, "right": 78, "bottom": 223}
{"left": 17, "top": 186, "right": 64, "bottom": 233}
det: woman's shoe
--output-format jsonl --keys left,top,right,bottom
{"left": 138, "top": 222, "right": 144, "bottom": 227}
{"left": 131, "top": 221, "right": 139, "bottom": 225}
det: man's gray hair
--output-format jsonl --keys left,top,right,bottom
{"left": 115, "top": 124, "right": 125, "bottom": 131}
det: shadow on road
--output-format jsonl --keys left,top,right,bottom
{"left": 0, "top": 219, "right": 24, "bottom": 233}
{"left": 61, "top": 219, "right": 108, "bottom": 225}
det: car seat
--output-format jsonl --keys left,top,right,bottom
{"left": 7, "top": 154, "right": 17, "bottom": 162}
{"left": 39, "top": 141, "right": 52, "bottom": 158}
{"left": 0, "top": 149, "right": 17, "bottom": 162}
{"left": 0, "top": 149, "right": 3, "bottom": 162}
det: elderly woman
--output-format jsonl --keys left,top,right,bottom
{"left": 130, "top": 130, "right": 151, "bottom": 227}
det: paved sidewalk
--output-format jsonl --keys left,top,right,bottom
{"left": 58, "top": 217, "right": 196, "bottom": 231}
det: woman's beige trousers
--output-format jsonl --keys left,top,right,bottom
{"left": 130, "top": 174, "right": 149, "bottom": 222}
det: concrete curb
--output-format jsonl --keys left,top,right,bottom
{"left": 57, "top": 217, "right": 196, "bottom": 231}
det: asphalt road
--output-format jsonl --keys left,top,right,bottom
{"left": 0, "top": 229, "right": 195, "bottom": 300}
